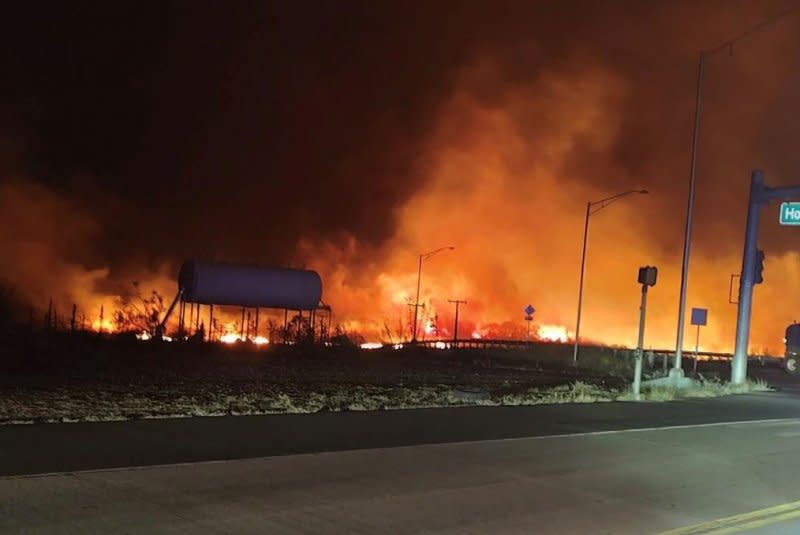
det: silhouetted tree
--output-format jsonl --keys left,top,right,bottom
{"left": 113, "top": 282, "right": 166, "bottom": 335}
{"left": 329, "top": 325, "right": 365, "bottom": 348}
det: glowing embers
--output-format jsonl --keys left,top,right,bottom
{"left": 219, "top": 333, "right": 241, "bottom": 344}
{"left": 424, "top": 319, "right": 436, "bottom": 336}
{"left": 219, "top": 332, "right": 270, "bottom": 345}
{"left": 135, "top": 331, "right": 174, "bottom": 342}
{"left": 91, "top": 318, "right": 115, "bottom": 333}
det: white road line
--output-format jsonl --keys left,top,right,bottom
{"left": 3, "top": 417, "right": 798, "bottom": 480}
{"left": 774, "top": 431, "right": 800, "bottom": 437}
{"left": 735, "top": 419, "right": 800, "bottom": 428}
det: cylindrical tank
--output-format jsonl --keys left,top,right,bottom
{"left": 178, "top": 260, "right": 322, "bottom": 310}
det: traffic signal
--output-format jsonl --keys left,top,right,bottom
{"left": 753, "top": 249, "right": 764, "bottom": 284}
{"left": 637, "top": 266, "right": 658, "bottom": 287}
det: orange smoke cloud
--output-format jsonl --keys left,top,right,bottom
{"left": 0, "top": 178, "right": 176, "bottom": 329}
{"left": 301, "top": 58, "right": 795, "bottom": 355}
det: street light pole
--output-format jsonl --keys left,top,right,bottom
{"left": 572, "top": 201, "right": 591, "bottom": 364}
{"left": 673, "top": 4, "right": 800, "bottom": 375}
{"left": 674, "top": 52, "right": 705, "bottom": 373}
{"left": 573, "top": 189, "right": 648, "bottom": 363}
{"left": 412, "top": 246, "right": 454, "bottom": 342}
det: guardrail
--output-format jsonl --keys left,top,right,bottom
{"left": 411, "top": 338, "right": 783, "bottom": 364}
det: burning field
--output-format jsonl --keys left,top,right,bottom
{"left": 2, "top": 1, "right": 800, "bottom": 371}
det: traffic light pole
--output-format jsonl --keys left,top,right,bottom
{"left": 632, "top": 283, "right": 649, "bottom": 401}
{"left": 731, "top": 170, "right": 800, "bottom": 384}
{"left": 732, "top": 172, "right": 764, "bottom": 384}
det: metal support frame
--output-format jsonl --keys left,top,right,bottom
{"left": 157, "top": 288, "right": 184, "bottom": 337}
{"left": 693, "top": 324, "right": 701, "bottom": 376}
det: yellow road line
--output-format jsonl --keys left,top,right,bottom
{"left": 658, "top": 499, "right": 800, "bottom": 534}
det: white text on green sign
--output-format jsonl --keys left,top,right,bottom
{"left": 780, "top": 202, "right": 800, "bottom": 225}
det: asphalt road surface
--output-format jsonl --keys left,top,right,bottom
{"left": 3, "top": 370, "right": 800, "bottom": 533}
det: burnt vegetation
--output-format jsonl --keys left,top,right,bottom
{"left": 113, "top": 282, "right": 167, "bottom": 336}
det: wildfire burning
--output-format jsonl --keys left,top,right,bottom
{"left": 292, "top": 59, "right": 799, "bottom": 357}
{"left": 538, "top": 325, "right": 571, "bottom": 343}
{"left": 4, "top": 32, "right": 800, "bottom": 357}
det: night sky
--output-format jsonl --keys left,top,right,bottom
{"left": 2, "top": 0, "right": 800, "bottom": 349}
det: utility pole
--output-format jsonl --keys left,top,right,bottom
{"left": 448, "top": 299, "right": 467, "bottom": 344}
{"left": 408, "top": 302, "right": 423, "bottom": 341}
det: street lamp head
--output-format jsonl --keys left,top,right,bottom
{"left": 638, "top": 189, "right": 649, "bottom": 195}
{"left": 421, "top": 245, "right": 455, "bottom": 259}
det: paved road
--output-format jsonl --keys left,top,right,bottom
{"left": 2, "top": 390, "right": 800, "bottom": 477}
{"left": 5, "top": 415, "right": 800, "bottom": 533}
{"left": 3, "top": 369, "right": 800, "bottom": 533}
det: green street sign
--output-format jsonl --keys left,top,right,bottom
{"left": 780, "top": 202, "right": 800, "bottom": 225}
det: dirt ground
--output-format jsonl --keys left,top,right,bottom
{"left": 0, "top": 333, "right": 784, "bottom": 423}
{"left": 0, "top": 334, "right": 636, "bottom": 422}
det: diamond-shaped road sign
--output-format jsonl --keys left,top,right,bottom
{"left": 524, "top": 304, "right": 535, "bottom": 316}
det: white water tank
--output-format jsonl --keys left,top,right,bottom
{"left": 178, "top": 260, "right": 322, "bottom": 310}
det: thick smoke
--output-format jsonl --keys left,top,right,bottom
{"left": 299, "top": 3, "right": 800, "bottom": 353}
{"left": 2, "top": 1, "right": 800, "bottom": 351}
{"left": 0, "top": 174, "right": 175, "bottom": 328}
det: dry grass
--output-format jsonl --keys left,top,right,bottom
{"left": 618, "top": 377, "right": 773, "bottom": 402}
{"left": 0, "top": 377, "right": 774, "bottom": 424}
{"left": 4, "top": 377, "right": 769, "bottom": 424}
{"left": 0, "top": 337, "right": 777, "bottom": 424}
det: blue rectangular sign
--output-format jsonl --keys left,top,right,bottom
{"left": 691, "top": 307, "right": 707, "bottom": 326}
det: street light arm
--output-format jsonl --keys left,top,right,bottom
{"left": 704, "top": 3, "right": 800, "bottom": 57}
{"left": 589, "top": 189, "right": 648, "bottom": 215}
{"left": 420, "top": 245, "right": 455, "bottom": 261}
